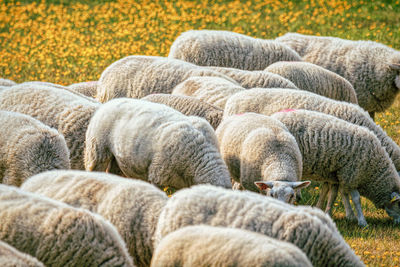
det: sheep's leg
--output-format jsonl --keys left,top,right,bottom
{"left": 340, "top": 189, "right": 357, "bottom": 221}
{"left": 316, "top": 182, "right": 329, "bottom": 210}
{"left": 350, "top": 190, "right": 368, "bottom": 227}
{"left": 325, "top": 184, "right": 338, "bottom": 216}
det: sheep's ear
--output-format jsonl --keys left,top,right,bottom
{"left": 389, "top": 63, "right": 400, "bottom": 71}
{"left": 254, "top": 181, "right": 273, "bottom": 191}
{"left": 291, "top": 181, "right": 311, "bottom": 189}
{"left": 391, "top": 192, "right": 400, "bottom": 203}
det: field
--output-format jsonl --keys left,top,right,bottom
{"left": 1, "top": 0, "right": 400, "bottom": 265}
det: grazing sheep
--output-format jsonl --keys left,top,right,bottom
{"left": 169, "top": 30, "right": 302, "bottom": 70}
{"left": 215, "top": 112, "right": 310, "bottom": 202}
{"left": 0, "top": 184, "right": 134, "bottom": 267}
{"left": 97, "top": 55, "right": 235, "bottom": 102}
{"left": 224, "top": 88, "right": 400, "bottom": 171}
{"left": 265, "top": 61, "right": 358, "bottom": 103}
{"left": 0, "top": 111, "right": 70, "bottom": 186}
{"left": 0, "top": 84, "right": 100, "bottom": 169}
{"left": 276, "top": 32, "right": 400, "bottom": 117}
{"left": 270, "top": 109, "right": 400, "bottom": 227}
{"left": 0, "top": 241, "right": 44, "bottom": 267}
{"left": 142, "top": 94, "right": 223, "bottom": 129}
{"left": 154, "top": 185, "right": 364, "bottom": 267}
{"left": 0, "top": 78, "right": 17, "bottom": 86}
{"left": 151, "top": 225, "right": 312, "bottom": 267}
{"left": 68, "top": 81, "right": 98, "bottom": 98}
{"left": 172, "top": 76, "right": 244, "bottom": 109}
{"left": 85, "top": 98, "right": 231, "bottom": 189}
{"left": 21, "top": 170, "right": 168, "bottom": 267}
{"left": 207, "top": 66, "right": 298, "bottom": 89}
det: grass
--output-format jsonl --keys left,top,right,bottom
{"left": 1, "top": 0, "right": 400, "bottom": 266}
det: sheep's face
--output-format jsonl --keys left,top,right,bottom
{"left": 254, "top": 180, "right": 311, "bottom": 204}
{"left": 384, "top": 192, "right": 400, "bottom": 224}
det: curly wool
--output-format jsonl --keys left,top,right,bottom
{"left": 172, "top": 76, "right": 244, "bottom": 109}
{"left": 0, "top": 78, "right": 17, "bottom": 87}
{"left": 142, "top": 94, "right": 223, "bottom": 129}
{"left": 215, "top": 113, "right": 302, "bottom": 193}
{"left": 0, "top": 111, "right": 70, "bottom": 186}
{"left": 265, "top": 61, "right": 358, "bottom": 103}
{"left": 0, "top": 84, "right": 100, "bottom": 169}
{"left": 151, "top": 225, "right": 312, "bottom": 267}
{"left": 85, "top": 98, "right": 231, "bottom": 189}
{"left": 68, "top": 81, "right": 98, "bottom": 98}
{"left": 0, "top": 241, "right": 44, "bottom": 267}
{"left": 276, "top": 32, "right": 400, "bottom": 113}
{"left": 224, "top": 88, "right": 400, "bottom": 171}
{"left": 169, "top": 30, "right": 302, "bottom": 70}
{"left": 21, "top": 170, "right": 168, "bottom": 267}
{"left": 97, "top": 55, "right": 236, "bottom": 102}
{"left": 0, "top": 184, "right": 134, "bottom": 267}
{"left": 154, "top": 185, "right": 364, "bottom": 267}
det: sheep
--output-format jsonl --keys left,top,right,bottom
{"left": 264, "top": 61, "right": 358, "bottom": 103}
{"left": 207, "top": 66, "right": 299, "bottom": 89}
{"left": 169, "top": 30, "right": 302, "bottom": 70}
{"left": 171, "top": 76, "right": 244, "bottom": 109}
{"left": 0, "top": 184, "right": 134, "bottom": 266}
{"left": 276, "top": 32, "right": 400, "bottom": 118}
{"left": 21, "top": 170, "right": 168, "bottom": 267}
{"left": 141, "top": 94, "right": 223, "bottom": 129}
{"left": 0, "top": 78, "right": 17, "bottom": 86}
{"left": 270, "top": 109, "right": 400, "bottom": 227}
{"left": 85, "top": 98, "right": 232, "bottom": 189}
{"left": 97, "top": 55, "right": 236, "bottom": 102}
{"left": 0, "top": 110, "right": 70, "bottom": 186}
{"left": 215, "top": 112, "right": 310, "bottom": 202}
{"left": 224, "top": 88, "right": 400, "bottom": 172}
{"left": 0, "top": 241, "right": 44, "bottom": 267}
{"left": 151, "top": 225, "right": 312, "bottom": 267}
{"left": 68, "top": 81, "right": 98, "bottom": 98}
{"left": 154, "top": 185, "right": 364, "bottom": 267}
{"left": 0, "top": 83, "right": 100, "bottom": 169}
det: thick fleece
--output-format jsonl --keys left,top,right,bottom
{"left": 0, "top": 78, "right": 17, "bottom": 86}
{"left": 68, "top": 81, "right": 98, "bottom": 98}
{"left": 0, "top": 241, "right": 44, "bottom": 267}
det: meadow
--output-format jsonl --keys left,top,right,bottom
{"left": 1, "top": 0, "right": 400, "bottom": 265}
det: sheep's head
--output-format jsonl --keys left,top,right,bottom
{"left": 254, "top": 180, "right": 310, "bottom": 204}
{"left": 384, "top": 192, "right": 400, "bottom": 224}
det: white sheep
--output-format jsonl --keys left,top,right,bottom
{"left": 154, "top": 185, "right": 364, "bottom": 267}
{"left": 97, "top": 55, "right": 236, "bottom": 103}
{"left": 0, "top": 241, "right": 44, "bottom": 267}
{"left": 141, "top": 93, "right": 223, "bottom": 129}
{"left": 21, "top": 170, "right": 168, "bottom": 267}
{"left": 215, "top": 112, "right": 310, "bottom": 202}
{"left": 151, "top": 225, "right": 312, "bottom": 267}
{"left": 68, "top": 81, "right": 98, "bottom": 98}
{"left": 265, "top": 61, "right": 358, "bottom": 103}
{"left": 0, "top": 83, "right": 100, "bottom": 169}
{"left": 270, "top": 109, "right": 400, "bottom": 227}
{"left": 171, "top": 76, "right": 244, "bottom": 109}
{"left": 0, "top": 110, "right": 70, "bottom": 186}
{"left": 0, "top": 184, "right": 134, "bottom": 266}
{"left": 85, "top": 98, "right": 232, "bottom": 189}
{"left": 169, "top": 30, "right": 302, "bottom": 70}
{"left": 224, "top": 88, "right": 400, "bottom": 172}
{"left": 0, "top": 78, "right": 17, "bottom": 86}
{"left": 276, "top": 32, "right": 400, "bottom": 118}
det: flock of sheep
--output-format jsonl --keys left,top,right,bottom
{"left": 1, "top": 29, "right": 400, "bottom": 266}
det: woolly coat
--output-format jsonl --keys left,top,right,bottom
{"left": 97, "top": 55, "right": 235, "bottom": 102}
{"left": 276, "top": 32, "right": 400, "bottom": 113}
{"left": 0, "top": 241, "right": 44, "bottom": 267}
{"left": 68, "top": 81, "right": 98, "bottom": 98}
{"left": 171, "top": 76, "right": 244, "bottom": 109}
{"left": 169, "top": 30, "right": 302, "bottom": 70}
{"left": 154, "top": 185, "right": 364, "bottom": 267}
{"left": 151, "top": 225, "right": 312, "bottom": 267}
{"left": 270, "top": 109, "right": 400, "bottom": 210}
{"left": 0, "top": 78, "right": 17, "bottom": 86}
{"left": 265, "top": 61, "right": 358, "bottom": 103}
{"left": 21, "top": 170, "right": 168, "bottom": 267}
{"left": 215, "top": 113, "right": 302, "bottom": 193}
{"left": 224, "top": 88, "right": 400, "bottom": 171}
{"left": 0, "top": 111, "right": 70, "bottom": 186}
{"left": 84, "top": 98, "right": 231, "bottom": 189}
{"left": 0, "top": 84, "right": 100, "bottom": 169}
{"left": 0, "top": 184, "right": 134, "bottom": 267}
{"left": 142, "top": 94, "right": 223, "bottom": 129}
